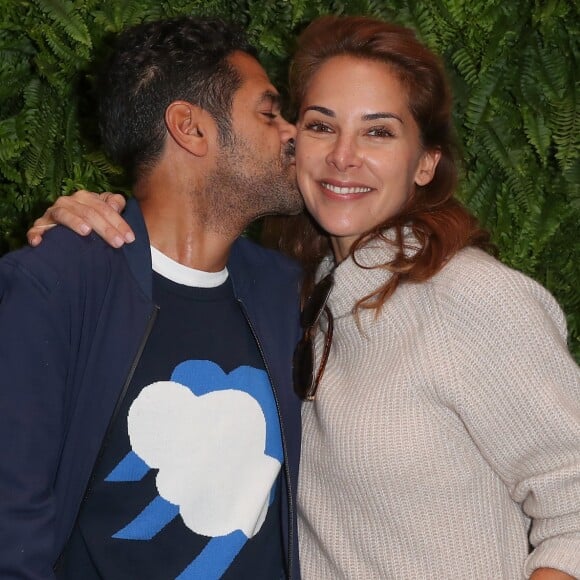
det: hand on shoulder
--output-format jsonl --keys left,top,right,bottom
{"left": 27, "top": 190, "right": 133, "bottom": 248}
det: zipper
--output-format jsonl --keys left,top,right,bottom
{"left": 96, "top": 303, "right": 160, "bottom": 468}
{"left": 55, "top": 305, "right": 159, "bottom": 573}
{"left": 236, "top": 298, "right": 295, "bottom": 580}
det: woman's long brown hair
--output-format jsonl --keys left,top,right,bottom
{"left": 262, "top": 16, "right": 492, "bottom": 309}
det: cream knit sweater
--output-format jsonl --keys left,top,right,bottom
{"left": 298, "top": 242, "right": 580, "bottom": 579}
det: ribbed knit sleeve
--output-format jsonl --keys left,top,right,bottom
{"left": 433, "top": 249, "right": 580, "bottom": 578}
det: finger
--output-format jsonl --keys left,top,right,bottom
{"left": 33, "top": 223, "right": 58, "bottom": 230}
{"left": 50, "top": 202, "right": 129, "bottom": 248}
{"left": 71, "top": 191, "right": 133, "bottom": 243}
{"left": 27, "top": 224, "right": 58, "bottom": 247}
{"left": 26, "top": 191, "right": 134, "bottom": 248}
{"left": 27, "top": 205, "right": 91, "bottom": 247}
{"left": 27, "top": 192, "right": 96, "bottom": 239}
{"left": 76, "top": 193, "right": 134, "bottom": 245}
{"left": 100, "top": 192, "right": 127, "bottom": 214}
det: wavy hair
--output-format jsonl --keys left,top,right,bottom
{"left": 263, "top": 15, "right": 492, "bottom": 309}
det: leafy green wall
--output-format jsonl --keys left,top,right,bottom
{"left": 1, "top": 0, "right": 578, "bottom": 360}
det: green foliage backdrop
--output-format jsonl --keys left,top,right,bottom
{"left": 0, "top": 0, "right": 578, "bottom": 359}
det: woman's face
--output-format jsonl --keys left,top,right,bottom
{"left": 295, "top": 55, "right": 440, "bottom": 261}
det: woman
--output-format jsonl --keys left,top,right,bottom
{"left": 28, "top": 15, "right": 580, "bottom": 579}
{"left": 277, "top": 15, "right": 580, "bottom": 579}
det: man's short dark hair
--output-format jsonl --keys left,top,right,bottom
{"left": 98, "top": 16, "right": 258, "bottom": 181}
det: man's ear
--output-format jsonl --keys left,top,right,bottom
{"left": 165, "top": 101, "right": 211, "bottom": 157}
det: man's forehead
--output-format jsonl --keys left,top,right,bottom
{"left": 229, "top": 51, "right": 279, "bottom": 99}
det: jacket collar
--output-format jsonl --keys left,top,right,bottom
{"left": 121, "top": 198, "right": 250, "bottom": 301}
{"left": 121, "top": 198, "right": 154, "bottom": 300}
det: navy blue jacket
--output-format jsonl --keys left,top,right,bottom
{"left": 0, "top": 200, "right": 303, "bottom": 579}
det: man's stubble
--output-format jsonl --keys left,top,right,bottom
{"left": 202, "top": 136, "right": 303, "bottom": 237}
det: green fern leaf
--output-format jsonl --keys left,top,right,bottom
{"left": 465, "top": 63, "right": 503, "bottom": 129}
{"left": 451, "top": 47, "right": 480, "bottom": 87}
{"left": 521, "top": 107, "right": 551, "bottom": 165}
{"left": 33, "top": 0, "right": 92, "bottom": 47}
{"left": 40, "top": 24, "right": 90, "bottom": 65}
{"left": 551, "top": 93, "right": 579, "bottom": 171}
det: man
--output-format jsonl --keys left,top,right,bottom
{"left": 0, "top": 16, "right": 304, "bottom": 579}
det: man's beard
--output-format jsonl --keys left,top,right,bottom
{"left": 203, "top": 135, "right": 303, "bottom": 237}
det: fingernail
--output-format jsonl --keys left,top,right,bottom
{"left": 113, "top": 235, "right": 124, "bottom": 248}
{"left": 125, "top": 232, "right": 135, "bottom": 243}
{"left": 80, "top": 224, "right": 91, "bottom": 235}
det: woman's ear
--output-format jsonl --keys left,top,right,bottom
{"left": 165, "top": 101, "right": 210, "bottom": 157}
{"left": 414, "top": 148, "right": 442, "bottom": 186}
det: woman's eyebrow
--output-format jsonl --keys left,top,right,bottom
{"left": 303, "top": 106, "right": 403, "bottom": 124}
{"left": 303, "top": 105, "right": 334, "bottom": 117}
{"left": 362, "top": 112, "right": 403, "bottom": 123}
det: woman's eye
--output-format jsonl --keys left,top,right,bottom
{"left": 262, "top": 112, "right": 277, "bottom": 120}
{"left": 304, "top": 121, "right": 331, "bottom": 133}
{"left": 367, "top": 127, "right": 394, "bottom": 138}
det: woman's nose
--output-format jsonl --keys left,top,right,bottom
{"left": 326, "top": 135, "right": 361, "bottom": 172}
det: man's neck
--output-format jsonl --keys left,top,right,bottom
{"left": 138, "top": 194, "right": 240, "bottom": 274}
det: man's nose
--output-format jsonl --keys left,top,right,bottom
{"left": 279, "top": 117, "right": 297, "bottom": 144}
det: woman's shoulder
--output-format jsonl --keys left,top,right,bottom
{"left": 430, "top": 246, "right": 568, "bottom": 337}
{"left": 434, "top": 246, "right": 557, "bottom": 305}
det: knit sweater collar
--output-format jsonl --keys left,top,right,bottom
{"left": 319, "top": 229, "right": 418, "bottom": 319}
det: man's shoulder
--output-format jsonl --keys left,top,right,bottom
{"left": 229, "top": 237, "right": 303, "bottom": 307}
{"left": 0, "top": 227, "right": 122, "bottom": 293}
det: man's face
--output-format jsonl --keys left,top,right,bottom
{"left": 205, "top": 52, "right": 303, "bottom": 232}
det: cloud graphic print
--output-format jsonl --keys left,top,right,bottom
{"left": 105, "top": 360, "right": 283, "bottom": 579}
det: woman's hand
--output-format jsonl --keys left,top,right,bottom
{"left": 530, "top": 568, "right": 576, "bottom": 579}
{"left": 27, "top": 190, "right": 134, "bottom": 248}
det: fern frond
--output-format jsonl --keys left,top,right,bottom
{"left": 521, "top": 107, "right": 551, "bottom": 165}
{"left": 21, "top": 85, "right": 61, "bottom": 186}
{"left": 465, "top": 63, "right": 503, "bottom": 129}
{"left": 0, "top": 117, "right": 23, "bottom": 162}
{"left": 21, "top": 78, "right": 43, "bottom": 123}
{"left": 451, "top": 47, "right": 480, "bottom": 87}
{"left": 460, "top": 161, "right": 500, "bottom": 228}
{"left": 551, "top": 93, "right": 579, "bottom": 171}
{"left": 33, "top": 0, "right": 92, "bottom": 47}
{"left": 39, "top": 24, "right": 91, "bottom": 65}
{"left": 83, "top": 149, "right": 123, "bottom": 176}
{"left": 533, "top": 38, "right": 568, "bottom": 102}
{"left": 477, "top": 121, "right": 515, "bottom": 171}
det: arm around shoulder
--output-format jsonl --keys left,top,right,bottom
{"left": 26, "top": 190, "right": 132, "bottom": 248}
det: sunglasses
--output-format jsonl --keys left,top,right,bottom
{"left": 293, "top": 271, "right": 335, "bottom": 401}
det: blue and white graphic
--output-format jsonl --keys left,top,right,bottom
{"left": 105, "top": 360, "right": 283, "bottom": 579}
